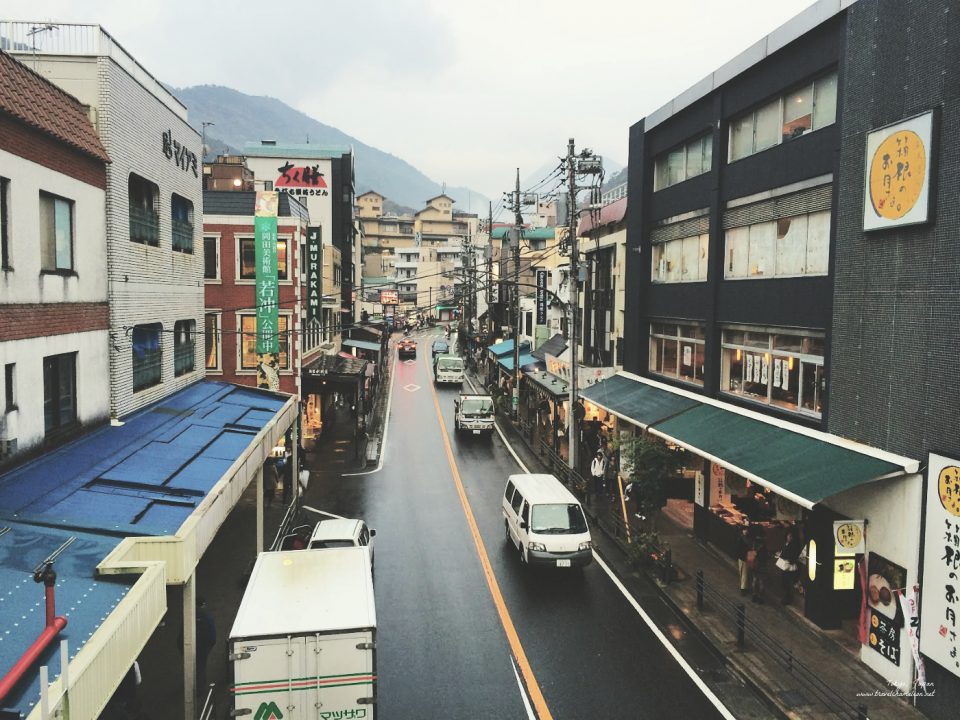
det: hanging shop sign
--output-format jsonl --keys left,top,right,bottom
{"left": 834, "top": 557, "right": 856, "bottom": 590}
{"left": 863, "top": 110, "right": 935, "bottom": 231}
{"left": 865, "top": 552, "right": 907, "bottom": 666}
{"left": 834, "top": 520, "right": 866, "bottom": 556}
{"left": 898, "top": 585, "right": 926, "bottom": 687}
{"left": 255, "top": 191, "right": 280, "bottom": 391}
{"left": 379, "top": 289, "right": 399, "bottom": 305}
{"left": 868, "top": 607, "right": 901, "bottom": 666}
{"left": 536, "top": 269, "right": 547, "bottom": 325}
{"left": 919, "top": 453, "right": 960, "bottom": 678}
{"left": 307, "top": 226, "right": 321, "bottom": 323}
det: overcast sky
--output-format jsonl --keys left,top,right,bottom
{"left": 7, "top": 0, "right": 819, "bottom": 197}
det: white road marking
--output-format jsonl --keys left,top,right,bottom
{"left": 510, "top": 655, "right": 537, "bottom": 720}
{"left": 402, "top": 383, "right": 421, "bottom": 392}
{"left": 343, "top": 342, "right": 398, "bottom": 477}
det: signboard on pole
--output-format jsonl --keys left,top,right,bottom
{"left": 536, "top": 269, "right": 547, "bottom": 325}
{"left": 379, "top": 289, "right": 399, "bottom": 305}
{"left": 254, "top": 191, "right": 279, "bottom": 390}
{"left": 306, "top": 226, "right": 321, "bottom": 323}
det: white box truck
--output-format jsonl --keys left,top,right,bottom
{"left": 228, "top": 547, "right": 377, "bottom": 719}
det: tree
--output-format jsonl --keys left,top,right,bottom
{"left": 618, "top": 434, "right": 685, "bottom": 519}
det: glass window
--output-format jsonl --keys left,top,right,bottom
{"left": 701, "top": 136, "right": 713, "bottom": 175}
{"left": 813, "top": 74, "right": 838, "bottom": 130}
{"left": 43, "top": 353, "right": 76, "bottom": 434}
{"left": 649, "top": 322, "right": 705, "bottom": 386}
{"left": 805, "top": 211, "right": 830, "bottom": 275}
{"left": 775, "top": 215, "right": 808, "bottom": 276}
{"left": 721, "top": 328, "right": 824, "bottom": 417}
{"left": 782, "top": 84, "right": 813, "bottom": 141}
{"left": 205, "top": 313, "right": 220, "bottom": 370}
{"left": 754, "top": 99, "right": 781, "bottom": 153}
{"left": 132, "top": 323, "right": 162, "bottom": 391}
{"left": 726, "top": 209, "right": 830, "bottom": 280}
{"left": 511, "top": 489, "right": 524, "bottom": 514}
{"left": 530, "top": 503, "right": 588, "bottom": 534}
{"left": 240, "top": 314, "right": 289, "bottom": 369}
{"left": 729, "top": 115, "right": 753, "bottom": 161}
{"left": 750, "top": 222, "right": 773, "bottom": 276}
{"left": 239, "top": 238, "right": 288, "bottom": 280}
{"left": 203, "top": 237, "right": 219, "bottom": 279}
{"left": 725, "top": 226, "right": 749, "bottom": 278}
{"left": 666, "top": 148, "right": 685, "bottom": 187}
{"left": 174, "top": 319, "right": 196, "bottom": 376}
{"left": 1, "top": 177, "right": 9, "bottom": 269}
{"left": 654, "top": 133, "right": 712, "bottom": 190}
{"left": 129, "top": 174, "right": 159, "bottom": 246}
{"left": 171, "top": 194, "right": 194, "bottom": 253}
{"left": 39, "top": 192, "right": 73, "bottom": 271}
{"left": 4, "top": 363, "right": 16, "bottom": 411}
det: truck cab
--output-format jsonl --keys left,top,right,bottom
{"left": 433, "top": 354, "right": 464, "bottom": 385}
{"left": 453, "top": 393, "right": 495, "bottom": 437}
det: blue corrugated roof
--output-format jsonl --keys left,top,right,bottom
{"left": 0, "top": 380, "right": 290, "bottom": 716}
{"left": 498, "top": 353, "right": 542, "bottom": 372}
{"left": 0, "top": 381, "right": 286, "bottom": 537}
{"left": 486, "top": 339, "right": 531, "bottom": 357}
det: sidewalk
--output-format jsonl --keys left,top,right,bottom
{"left": 488, "top": 392, "right": 926, "bottom": 720}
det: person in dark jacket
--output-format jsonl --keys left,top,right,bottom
{"left": 777, "top": 529, "right": 803, "bottom": 604}
{"left": 750, "top": 532, "right": 769, "bottom": 603}
{"left": 736, "top": 527, "right": 752, "bottom": 596}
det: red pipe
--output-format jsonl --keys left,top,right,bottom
{"left": 0, "top": 563, "right": 68, "bottom": 705}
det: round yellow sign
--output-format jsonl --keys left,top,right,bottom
{"left": 868, "top": 130, "right": 926, "bottom": 220}
{"left": 938, "top": 465, "right": 960, "bottom": 518}
{"left": 835, "top": 522, "right": 863, "bottom": 550}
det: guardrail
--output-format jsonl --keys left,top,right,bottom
{"left": 694, "top": 569, "right": 869, "bottom": 720}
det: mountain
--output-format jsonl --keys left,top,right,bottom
{"left": 173, "top": 84, "right": 489, "bottom": 212}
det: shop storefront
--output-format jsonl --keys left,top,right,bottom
{"left": 301, "top": 354, "right": 369, "bottom": 448}
{"left": 521, "top": 370, "right": 570, "bottom": 458}
{"left": 581, "top": 371, "right": 922, "bottom": 688}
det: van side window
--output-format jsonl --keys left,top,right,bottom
{"left": 360, "top": 527, "right": 370, "bottom": 546}
{"left": 521, "top": 502, "right": 530, "bottom": 526}
{"left": 505, "top": 481, "right": 515, "bottom": 503}
{"left": 511, "top": 490, "right": 524, "bottom": 514}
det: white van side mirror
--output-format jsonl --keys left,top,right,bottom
{"left": 519, "top": 519, "right": 527, "bottom": 530}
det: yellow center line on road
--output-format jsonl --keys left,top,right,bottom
{"left": 428, "top": 379, "right": 553, "bottom": 720}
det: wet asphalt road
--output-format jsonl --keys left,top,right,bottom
{"left": 309, "top": 330, "right": 728, "bottom": 720}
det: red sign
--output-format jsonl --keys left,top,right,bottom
{"left": 379, "top": 289, "right": 399, "bottom": 305}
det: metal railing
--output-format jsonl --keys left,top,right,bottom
{"left": 693, "top": 569, "right": 869, "bottom": 719}
{"left": 174, "top": 342, "right": 195, "bottom": 376}
{"left": 132, "top": 350, "right": 162, "bottom": 391}
{"left": 172, "top": 218, "right": 194, "bottom": 252}
{"left": 129, "top": 206, "right": 159, "bottom": 245}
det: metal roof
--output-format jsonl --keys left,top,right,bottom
{"left": 203, "top": 190, "right": 309, "bottom": 221}
{"left": 531, "top": 334, "right": 567, "bottom": 361}
{"left": 242, "top": 142, "right": 351, "bottom": 159}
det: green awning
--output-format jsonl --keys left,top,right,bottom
{"left": 580, "top": 373, "right": 700, "bottom": 427}
{"left": 652, "top": 405, "right": 905, "bottom": 509}
{"left": 524, "top": 371, "right": 569, "bottom": 399}
{"left": 580, "top": 373, "right": 917, "bottom": 509}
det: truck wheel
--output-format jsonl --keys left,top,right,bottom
{"left": 504, "top": 520, "right": 510, "bottom": 543}
{"left": 519, "top": 543, "right": 526, "bottom": 564}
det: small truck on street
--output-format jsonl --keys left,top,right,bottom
{"left": 453, "top": 393, "right": 495, "bottom": 438}
{"left": 228, "top": 547, "right": 377, "bottom": 719}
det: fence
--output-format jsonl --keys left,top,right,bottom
{"left": 694, "top": 569, "right": 869, "bottom": 720}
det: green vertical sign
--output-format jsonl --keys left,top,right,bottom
{"left": 255, "top": 192, "right": 279, "bottom": 354}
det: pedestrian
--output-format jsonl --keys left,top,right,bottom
{"left": 775, "top": 528, "right": 803, "bottom": 605}
{"left": 622, "top": 478, "right": 641, "bottom": 519}
{"left": 589, "top": 450, "right": 606, "bottom": 504}
{"left": 263, "top": 459, "right": 278, "bottom": 507}
{"left": 282, "top": 446, "right": 293, "bottom": 504}
{"left": 750, "top": 532, "right": 769, "bottom": 603}
{"left": 736, "top": 526, "right": 752, "bottom": 596}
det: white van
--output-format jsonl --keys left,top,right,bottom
{"left": 502, "top": 473, "right": 593, "bottom": 568}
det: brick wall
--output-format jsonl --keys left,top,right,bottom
{"left": 1, "top": 303, "right": 108, "bottom": 341}
{"left": 829, "top": 0, "right": 960, "bottom": 462}
{"left": 0, "top": 116, "right": 106, "bottom": 189}
{"left": 97, "top": 57, "right": 206, "bottom": 418}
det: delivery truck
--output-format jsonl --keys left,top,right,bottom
{"left": 228, "top": 547, "right": 377, "bottom": 719}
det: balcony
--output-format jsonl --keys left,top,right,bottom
{"left": 130, "top": 206, "right": 159, "bottom": 246}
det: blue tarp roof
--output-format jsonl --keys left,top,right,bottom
{"left": 486, "top": 339, "right": 530, "bottom": 357}
{"left": 0, "top": 381, "right": 289, "bottom": 717}
{"left": 498, "top": 353, "right": 542, "bottom": 372}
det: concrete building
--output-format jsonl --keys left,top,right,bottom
{"left": 579, "top": 1, "right": 957, "bottom": 713}
{"left": 0, "top": 50, "right": 111, "bottom": 468}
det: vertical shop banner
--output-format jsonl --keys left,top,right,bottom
{"left": 255, "top": 192, "right": 279, "bottom": 390}
{"left": 306, "top": 226, "right": 321, "bottom": 323}
{"left": 536, "top": 269, "right": 547, "bottom": 325}
{"left": 920, "top": 453, "right": 960, "bottom": 679}
{"left": 898, "top": 585, "right": 926, "bottom": 687}
{"left": 865, "top": 552, "right": 907, "bottom": 667}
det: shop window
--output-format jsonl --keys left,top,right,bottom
{"left": 728, "top": 72, "right": 838, "bottom": 162}
{"left": 203, "top": 236, "right": 219, "bottom": 279}
{"left": 171, "top": 194, "right": 194, "bottom": 253}
{"left": 43, "top": 352, "right": 77, "bottom": 434}
{"left": 653, "top": 133, "right": 713, "bottom": 191}
{"left": 725, "top": 210, "right": 830, "bottom": 279}
{"left": 205, "top": 313, "right": 221, "bottom": 371}
{"left": 652, "top": 233, "right": 708, "bottom": 283}
{"left": 39, "top": 192, "right": 73, "bottom": 272}
{"left": 720, "top": 327, "right": 825, "bottom": 417}
{"left": 129, "top": 174, "right": 159, "bottom": 245}
{"left": 649, "top": 322, "right": 705, "bottom": 386}
{"left": 239, "top": 237, "right": 288, "bottom": 280}
{"left": 239, "top": 314, "right": 289, "bottom": 370}
{"left": 132, "top": 323, "right": 162, "bottom": 392}
{"left": 174, "top": 319, "right": 196, "bottom": 376}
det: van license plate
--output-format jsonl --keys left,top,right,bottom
{"left": 556, "top": 559, "right": 571, "bottom": 567}
{"left": 473, "top": 430, "right": 480, "bottom": 435}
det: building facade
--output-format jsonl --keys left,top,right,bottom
{"left": 4, "top": 23, "right": 206, "bottom": 418}
{"left": 0, "top": 50, "right": 111, "bottom": 467}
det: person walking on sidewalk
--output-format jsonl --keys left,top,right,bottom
{"left": 750, "top": 532, "right": 769, "bottom": 603}
{"left": 776, "top": 529, "right": 803, "bottom": 605}
{"left": 736, "top": 526, "right": 752, "bottom": 596}
{"left": 589, "top": 451, "right": 606, "bottom": 504}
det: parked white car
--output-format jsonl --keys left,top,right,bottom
{"left": 308, "top": 518, "right": 376, "bottom": 569}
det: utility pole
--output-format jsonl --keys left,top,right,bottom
{"left": 566, "top": 139, "right": 580, "bottom": 473}
{"left": 511, "top": 169, "right": 523, "bottom": 420}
